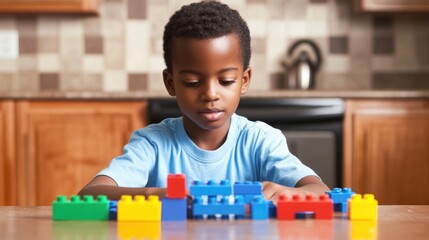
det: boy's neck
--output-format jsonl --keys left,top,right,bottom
{"left": 182, "top": 117, "right": 231, "bottom": 151}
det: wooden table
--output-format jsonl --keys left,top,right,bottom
{"left": 1, "top": 206, "right": 428, "bottom": 239}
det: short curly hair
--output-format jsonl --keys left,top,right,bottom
{"left": 163, "top": 1, "right": 251, "bottom": 72}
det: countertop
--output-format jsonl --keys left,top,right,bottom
{"left": 1, "top": 89, "right": 429, "bottom": 100}
{"left": 1, "top": 206, "right": 429, "bottom": 239}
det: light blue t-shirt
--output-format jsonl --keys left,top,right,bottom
{"left": 98, "top": 114, "right": 317, "bottom": 188}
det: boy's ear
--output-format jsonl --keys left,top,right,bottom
{"left": 163, "top": 69, "right": 176, "bottom": 96}
{"left": 240, "top": 67, "right": 252, "bottom": 94}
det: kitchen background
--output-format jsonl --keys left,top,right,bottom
{"left": 0, "top": 0, "right": 428, "bottom": 207}
{"left": 0, "top": 0, "right": 428, "bottom": 94}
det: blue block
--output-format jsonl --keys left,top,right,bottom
{"left": 242, "top": 195, "right": 257, "bottom": 204}
{"left": 334, "top": 202, "right": 348, "bottom": 213}
{"left": 193, "top": 196, "right": 245, "bottom": 219}
{"left": 326, "top": 188, "right": 355, "bottom": 204}
{"left": 250, "top": 196, "right": 268, "bottom": 220}
{"left": 161, "top": 198, "right": 187, "bottom": 221}
{"left": 233, "top": 182, "right": 262, "bottom": 195}
{"left": 240, "top": 194, "right": 265, "bottom": 204}
{"left": 109, "top": 201, "right": 117, "bottom": 220}
{"left": 187, "top": 204, "right": 193, "bottom": 219}
{"left": 268, "top": 201, "right": 277, "bottom": 218}
{"left": 190, "top": 180, "right": 232, "bottom": 196}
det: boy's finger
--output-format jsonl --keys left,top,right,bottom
{"left": 262, "top": 187, "right": 275, "bottom": 200}
{"left": 261, "top": 181, "right": 272, "bottom": 190}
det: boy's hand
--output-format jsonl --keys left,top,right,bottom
{"left": 262, "top": 181, "right": 311, "bottom": 203}
{"left": 262, "top": 176, "right": 329, "bottom": 204}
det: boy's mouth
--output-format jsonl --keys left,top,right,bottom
{"left": 199, "top": 109, "right": 224, "bottom": 121}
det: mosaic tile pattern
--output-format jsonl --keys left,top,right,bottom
{"left": 0, "top": 0, "right": 429, "bottom": 93}
{"left": 329, "top": 36, "right": 348, "bottom": 54}
{"left": 85, "top": 36, "right": 104, "bottom": 54}
{"left": 40, "top": 73, "right": 59, "bottom": 91}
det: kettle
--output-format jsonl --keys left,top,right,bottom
{"left": 282, "top": 39, "right": 322, "bottom": 89}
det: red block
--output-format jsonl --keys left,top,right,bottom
{"left": 166, "top": 174, "right": 186, "bottom": 198}
{"left": 277, "top": 194, "right": 333, "bottom": 220}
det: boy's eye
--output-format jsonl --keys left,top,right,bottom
{"left": 182, "top": 81, "right": 199, "bottom": 87}
{"left": 220, "top": 79, "right": 236, "bottom": 86}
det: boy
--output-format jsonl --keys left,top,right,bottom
{"left": 79, "top": 1, "right": 328, "bottom": 203}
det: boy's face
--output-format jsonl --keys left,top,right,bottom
{"left": 163, "top": 34, "right": 251, "bottom": 133}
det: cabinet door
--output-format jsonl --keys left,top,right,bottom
{"left": 15, "top": 101, "right": 147, "bottom": 206}
{"left": 0, "top": 0, "right": 99, "bottom": 14}
{"left": 344, "top": 100, "right": 429, "bottom": 204}
{"left": 360, "top": 0, "right": 429, "bottom": 12}
{"left": 0, "top": 101, "right": 15, "bottom": 205}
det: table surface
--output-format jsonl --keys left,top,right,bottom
{"left": 1, "top": 206, "right": 428, "bottom": 239}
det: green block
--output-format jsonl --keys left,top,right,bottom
{"left": 53, "top": 195, "right": 110, "bottom": 220}
{"left": 53, "top": 221, "right": 109, "bottom": 239}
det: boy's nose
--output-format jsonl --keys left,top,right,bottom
{"left": 201, "top": 81, "right": 219, "bottom": 102}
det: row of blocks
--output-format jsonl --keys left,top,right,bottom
{"left": 167, "top": 174, "right": 270, "bottom": 220}
{"left": 167, "top": 174, "right": 263, "bottom": 198}
{"left": 53, "top": 192, "right": 377, "bottom": 221}
{"left": 325, "top": 187, "right": 378, "bottom": 220}
{"left": 53, "top": 194, "right": 267, "bottom": 221}
{"left": 52, "top": 175, "right": 273, "bottom": 221}
{"left": 52, "top": 174, "right": 377, "bottom": 221}
{"left": 53, "top": 195, "right": 164, "bottom": 221}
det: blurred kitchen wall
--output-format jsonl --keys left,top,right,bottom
{"left": 0, "top": 0, "right": 428, "bottom": 93}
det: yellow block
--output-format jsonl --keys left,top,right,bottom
{"left": 350, "top": 220, "right": 377, "bottom": 240}
{"left": 117, "top": 221, "right": 161, "bottom": 239}
{"left": 348, "top": 194, "right": 378, "bottom": 220}
{"left": 118, "top": 195, "right": 162, "bottom": 221}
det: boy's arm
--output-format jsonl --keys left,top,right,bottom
{"left": 262, "top": 176, "right": 329, "bottom": 203}
{"left": 77, "top": 175, "right": 166, "bottom": 200}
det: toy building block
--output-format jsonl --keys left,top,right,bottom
{"left": 250, "top": 195, "right": 269, "bottom": 220}
{"left": 242, "top": 194, "right": 261, "bottom": 204}
{"left": 53, "top": 221, "right": 109, "bottom": 239}
{"left": 118, "top": 221, "right": 161, "bottom": 239}
{"left": 277, "top": 194, "right": 333, "bottom": 220}
{"left": 326, "top": 188, "right": 355, "bottom": 203}
{"left": 167, "top": 174, "right": 186, "bottom": 198}
{"left": 295, "top": 211, "right": 316, "bottom": 219}
{"left": 52, "top": 195, "right": 110, "bottom": 220}
{"left": 190, "top": 180, "right": 232, "bottom": 196}
{"left": 334, "top": 202, "right": 348, "bottom": 213}
{"left": 118, "top": 195, "right": 162, "bottom": 221}
{"left": 350, "top": 219, "right": 377, "bottom": 239}
{"left": 233, "top": 181, "right": 262, "bottom": 195}
{"left": 326, "top": 188, "right": 355, "bottom": 213}
{"left": 348, "top": 194, "right": 378, "bottom": 220}
{"left": 161, "top": 198, "right": 187, "bottom": 221}
{"left": 109, "top": 200, "right": 118, "bottom": 220}
{"left": 268, "top": 201, "right": 277, "bottom": 218}
{"left": 193, "top": 195, "right": 245, "bottom": 219}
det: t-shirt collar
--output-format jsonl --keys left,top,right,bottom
{"left": 176, "top": 114, "right": 237, "bottom": 163}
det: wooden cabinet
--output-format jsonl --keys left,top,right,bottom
{"left": 344, "top": 100, "right": 429, "bottom": 204}
{"left": 0, "top": 0, "right": 100, "bottom": 14}
{"left": 359, "top": 0, "right": 429, "bottom": 12}
{"left": 14, "top": 101, "right": 147, "bottom": 206}
{"left": 0, "top": 101, "right": 15, "bottom": 206}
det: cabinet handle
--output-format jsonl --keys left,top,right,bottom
{"left": 362, "top": 130, "right": 368, "bottom": 192}
{"left": 23, "top": 132, "right": 33, "bottom": 205}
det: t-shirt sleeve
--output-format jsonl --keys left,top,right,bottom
{"left": 97, "top": 129, "right": 156, "bottom": 187}
{"left": 257, "top": 127, "right": 318, "bottom": 187}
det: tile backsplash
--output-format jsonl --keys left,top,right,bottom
{"left": 0, "top": 0, "right": 428, "bottom": 94}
